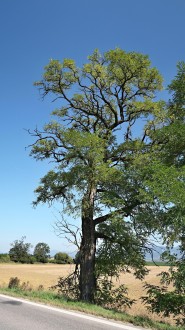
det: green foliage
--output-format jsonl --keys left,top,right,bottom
{"left": 168, "top": 61, "right": 185, "bottom": 110}
{"left": 96, "top": 216, "right": 148, "bottom": 279}
{"left": 33, "top": 242, "right": 50, "bottom": 263}
{"left": 29, "top": 256, "right": 37, "bottom": 264}
{"left": 31, "top": 48, "right": 164, "bottom": 213}
{"left": 31, "top": 48, "right": 185, "bottom": 304}
{"left": 143, "top": 247, "right": 185, "bottom": 325}
{"left": 141, "top": 62, "right": 185, "bottom": 325}
{"left": 95, "top": 277, "right": 135, "bottom": 310}
{"left": 9, "top": 237, "right": 32, "bottom": 263}
{"left": 54, "top": 252, "right": 73, "bottom": 264}
{"left": 52, "top": 272, "right": 80, "bottom": 300}
{"left": 52, "top": 271, "right": 134, "bottom": 310}
{"left": 0, "top": 253, "right": 10, "bottom": 263}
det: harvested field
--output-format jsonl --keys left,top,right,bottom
{"left": 0, "top": 264, "right": 173, "bottom": 325}
{"left": 0, "top": 263, "right": 75, "bottom": 289}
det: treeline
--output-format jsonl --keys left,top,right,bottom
{"left": 0, "top": 237, "right": 74, "bottom": 264}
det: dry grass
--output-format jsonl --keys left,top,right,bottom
{"left": 0, "top": 263, "right": 75, "bottom": 289}
{"left": 0, "top": 263, "right": 173, "bottom": 325}
{"left": 117, "top": 266, "right": 174, "bottom": 325}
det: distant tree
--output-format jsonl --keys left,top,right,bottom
{"left": 9, "top": 236, "right": 32, "bottom": 263}
{"left": 54, "top": 252, "right": 73, "bottom": 264}
{"left": 0, "top": 253, "right": 10, "bottom": 263}
{"left": 33, "top": 242, "right": 50, "bottom": 263}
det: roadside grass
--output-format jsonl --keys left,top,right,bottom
{"left": 0, "top": 286, "right": 181, "bottom": 330}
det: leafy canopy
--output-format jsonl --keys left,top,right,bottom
{"left": 31, "top": 48, "right": 164, "bottom": 220}
{"left": 33, "top": 242, "right": 50, "bottom": 263}
{"left": 31, "top": 50, "right": 185, "bottom": 302}
{"left": 9, "top": 236, "right": 32, "bottom": 264}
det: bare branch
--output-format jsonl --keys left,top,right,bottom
{"left": 54, "top": 216, "right": 81, "bottom": 249}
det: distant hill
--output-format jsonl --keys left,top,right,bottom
{"left": 145, "top": 245, "right": 180, "bottom": 261}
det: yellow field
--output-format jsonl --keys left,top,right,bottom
{"left": 0, "top": 264, "right": 173, "bottom": 325}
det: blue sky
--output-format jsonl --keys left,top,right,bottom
{"left": 0, "top": 0, "right": 185, "bottom": 254}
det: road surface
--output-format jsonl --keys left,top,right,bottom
{"left": 0, "top": 294, "right": 146, "bottom": 330}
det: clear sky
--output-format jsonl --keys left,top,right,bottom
{"left": 0, "top": 0, "right": 184, "bottom": 254}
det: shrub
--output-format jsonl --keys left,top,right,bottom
{"left": 29, "top": 256, "right": 37, "bottom": 264}
{"left": 8, "top": 277, "right": 20, "bottom": 289}
{"left": 37, "top": 284, "right": 44, "bottom": 291}
{"left": 54, "top": 252, "right": 73, "bottom": 264}
{"left": 95, "top": 277, "right": 135, "bottom": 310}
{"left": 20, "top": 281, "right": 32, "bottom": 291}
{"left": 48, "top": 258, "right": 55, "bottom": 264}
{"left": 7, "top": 277, "right": 34, "bottom": 291}
{"left": 52, "top": 271, "right": 135, "bottom": 309}
{"left": 0, "top": 253, "right": 11, "bottom": 263}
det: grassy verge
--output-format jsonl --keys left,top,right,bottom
{"left": 0, "top": 287, "right": 181, "bottom": 330}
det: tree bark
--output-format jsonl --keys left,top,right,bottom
{"left": 79, "top": 187, "right": 96, "bottom": 302}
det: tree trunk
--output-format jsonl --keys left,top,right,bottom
{"left": 80, "top": 187, "right": 96, "bottom": 302}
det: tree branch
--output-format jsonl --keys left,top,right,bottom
{"left": 54, "top": 216, "right": 81, "bottom": 249}
{"left": 94, "top": 200, "right": 141, "bottom": 226}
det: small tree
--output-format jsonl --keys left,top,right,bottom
{"left": 54, "top": 252, "right": 73, "bottom": 264}
{"left": 9, "top": 236, "right": 31, "bottom": 263}
{"left": 33, "top": 242, "right": 50, "bottom": 263}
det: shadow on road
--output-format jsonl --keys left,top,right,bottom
{"left": 1, "top": 300, "right": 22, "bottom": 306}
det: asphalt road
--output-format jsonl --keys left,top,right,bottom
{"left": 0, "top": 294, "right": 146, "bottom": 330}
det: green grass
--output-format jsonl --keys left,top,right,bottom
{"left": 0, "top": 286, "right": 182, "bottom": 330}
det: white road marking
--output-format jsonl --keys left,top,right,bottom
{"left": 0, "top": 294, "right": 145, "bottom": 330}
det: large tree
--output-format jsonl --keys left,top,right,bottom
{"left": 142, "top": 62, "right": 185, "bottom": 325}
{"left": 30, "top": 48, "right": 176, "bottom": 302}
